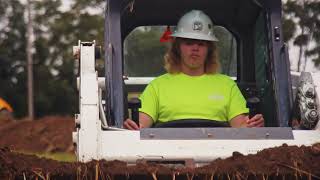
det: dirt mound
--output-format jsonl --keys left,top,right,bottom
{"left": 0, "top": 117, "right": 319, "bottom": 179}
{"left": 0, "top": 144, "right": 320, "bottom": 179}
{"left": 0, "top": 116, "right": 74, "bottom": 153}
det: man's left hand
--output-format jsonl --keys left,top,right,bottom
{"left": 246, "top": 114, "right": 264, "bottom": 127}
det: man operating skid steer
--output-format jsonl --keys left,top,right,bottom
{"left": 124, "top": 10, "right": 264, "bottom": 130}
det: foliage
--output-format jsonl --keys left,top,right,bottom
{"left": 0, "top": 0, "right": 319, "bottom": 117}
{"left": 124, "top": 26, "right": 168, "bottom": 77}
{"left": 213, "top": 26, "right": 237, "bottom": 76}
{"left": 0, "top": 0, "right": 27, "bottom": 116}
{"left": 283, "top": 0, "right": 320, "bottom": 71}
{"left": 0, "top": 0, "right": 104, "bottom": 118}
{"left": 124, "top": 26, "right": 237, "bottom": 77}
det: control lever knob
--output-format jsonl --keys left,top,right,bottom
{"left": 247, "top": 97, "right": 261, "bottom": 119}
{"left": 128, "top": 97, "right": 141, "bottom": 125}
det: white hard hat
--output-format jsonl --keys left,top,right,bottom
{"left": 171, "top": 10, "right": 218, "bottom": 42}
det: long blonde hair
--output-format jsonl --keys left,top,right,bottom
{"left": 164, "top": 38, "right": 220, "bottom": 74}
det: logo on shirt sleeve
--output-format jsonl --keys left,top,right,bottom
{"left": 208, "top": 94, "right": 224, "bottom": 100}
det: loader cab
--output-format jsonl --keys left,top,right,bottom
{"left": 104, "top": 0, "right": 293, "bottom": 128}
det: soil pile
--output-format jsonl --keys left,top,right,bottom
{"left": 0, "top": 117, "right": 319, "bottom": 179}
{"left": 0, "top": 144, "right": 319, "bottom": 179}
{"left": 0, "top": 116, "right": 74, "bottom": 153}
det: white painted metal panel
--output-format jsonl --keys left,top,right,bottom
{"left": 80, "top": 74, "right": 99, "bottom": 105}
{"left": 75, "top": 42, "right": 320, "bottom": 164}
{"left": 76, "top": 42, "right": 101, "bottom": 162}
{"left": 81, "top": 130, "right": 320, "bottom": 165}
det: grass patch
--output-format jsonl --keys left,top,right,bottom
{"left": 17, "top": 151, "right": 76, "bottom": 162}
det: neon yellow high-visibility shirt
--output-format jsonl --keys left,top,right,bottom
{"left": 139, "top": 73, "right": 249, "bottom": 123}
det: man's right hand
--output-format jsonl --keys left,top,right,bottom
{"left": 123, "top": 118, "right": 140, "bottom": 130}
{"left": 123, "top": 112, "right": 154, "bottom": 130}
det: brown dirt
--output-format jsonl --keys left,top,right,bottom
{"left": 0, "top": 116, "right": 74, "bottom": 153}
{"left": 0, "top": 116, "right": 319, "bottom": 179}
{"left": 0, "top": 144, "right": 320, "bottom": 179}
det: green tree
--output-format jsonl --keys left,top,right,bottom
{"left": 124, "top": 26, "right": 237, "bottom": 77}
{"left": 124, "top": 26, "right": 168, "bottom": 77}
{"left": 283, "top": 0, "right": 320, "bottom": 71}
{"left": 212, "top": 26, "right": 237, "bottom": 76}
{"left": 30, "top": 0, "right": 105, "bottom": 117}
{"left": 0, "top": 0, "right": 27, "bottom": 117}
{"left": 0, "top": 0, "right": 105, "bottom": 118}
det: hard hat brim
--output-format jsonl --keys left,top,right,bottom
{"left": 171, "top": 32, "right": 219, "bottom": 42}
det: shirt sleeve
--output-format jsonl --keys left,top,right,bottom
{"left": 227, "top": 83, "right": 249, "bottom": 120}
{"left": 139, "top": 83, "right": 159, "bottom": 123}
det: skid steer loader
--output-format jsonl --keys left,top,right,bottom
{"left": 0, "top": 98, "right": 13, "bottom": 121}
{"left": 72, "top": 0, "right": 320, "bottom": 166}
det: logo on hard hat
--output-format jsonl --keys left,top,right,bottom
{"left": 193, "top": 21, "right": 203, "bottom": 31}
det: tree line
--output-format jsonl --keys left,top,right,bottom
{"left": 0, "top": 0, "right": 319, "bottom": 118}
{"left": 0, "top": 0, "right": 104, "bottom": 118}
{"left": 283, "top": 0, "right": 320, "bottom": 71}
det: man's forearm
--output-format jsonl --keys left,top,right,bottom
{"left": 139, "top": 112, "right": 154, "bottom": 128}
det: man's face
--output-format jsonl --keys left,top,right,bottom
{"left": 180, "top": 38, "right": 209, "bottom": 70}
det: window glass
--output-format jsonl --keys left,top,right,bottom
{"left": 254, "top": 14, "right": 269, "bottom": 87}
{"left": 124, "top": 26, "right": 168, "bottom": 77}
{"left": 213, "top": 26, "right": 237, "bottom": 77}
{"left": 124, "top": 26, "right": 237, "bottom": 78}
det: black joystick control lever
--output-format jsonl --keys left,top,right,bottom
{"left": 246, "top": 97, "right": 261, "bottom": 119}
{"left": 128, "top": 97, "right": 141, "bottom": 125}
